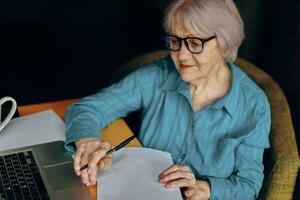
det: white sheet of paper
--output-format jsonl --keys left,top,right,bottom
{"left": 0, "top": 110, "right": 66, "bottom": 151}
{"left": 97, "top": 147, "right": 183, "bottom": 200}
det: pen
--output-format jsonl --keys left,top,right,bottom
{"left": 79, "top": 135, "right": 136, "bottom": 171}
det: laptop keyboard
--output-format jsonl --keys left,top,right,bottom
{"left": 0, "top": 151, "right": 50, "bottom": 200}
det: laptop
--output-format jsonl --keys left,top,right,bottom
{"left": 0, "top": 108, "right": 93, "bottom": 200}
{"left": 0, "top": 142, "right": 92, "bottom": 200}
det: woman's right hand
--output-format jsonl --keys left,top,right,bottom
{"left": 74, "top": 137, "right": 113, "bottom": 186}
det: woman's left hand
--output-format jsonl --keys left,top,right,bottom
{"left": 158, "top": 165, "right": 210, "bottom": 200}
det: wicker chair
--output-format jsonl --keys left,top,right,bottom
{"left": 111, "top": 50, "right": 300, "bottom": 200}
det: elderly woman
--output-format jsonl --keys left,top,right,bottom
{"left": 64, "top": 0, "right": 270, "bottom": 199}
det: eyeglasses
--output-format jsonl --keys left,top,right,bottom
{"left": 164, "top": 35, "right": 216, "bottom": 54}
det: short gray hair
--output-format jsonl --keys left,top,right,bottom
{"left": 164, "top": 0, "right": 244, "bottom": 62}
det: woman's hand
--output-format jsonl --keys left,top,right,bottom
{"left": 158, "top": 165, "right": 210, "bottom": 200}
{"left": 74, "top": 137, "right": 112, "bottom": 186}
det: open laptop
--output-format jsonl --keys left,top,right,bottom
{"left": 0, "top": 109, "right": 93, "bottom": 200}
{"left": 0, "top": 140, "right": 93, "bottom": 200}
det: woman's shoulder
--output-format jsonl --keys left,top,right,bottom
{"left": 228, "top": 63, "right": 271, "bottom": 144}
{"left": 230, "top": 62, "right": 269, "bottom": 104}
{"left": 228, "top": 62, "right": 270, "bottom": 125}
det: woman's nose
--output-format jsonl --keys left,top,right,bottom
{"left": 177, "top": 42, "right": 191, "bottom": 61}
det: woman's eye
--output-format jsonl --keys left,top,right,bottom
{"left": 170, "top": 38, "right": 179, "bottom": 45}
{"left": 189, "top": 40, "right": 201, "bottom": 48}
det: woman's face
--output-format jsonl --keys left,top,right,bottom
{"left": 170, "top": 26, "right": 225, "bottom": 83}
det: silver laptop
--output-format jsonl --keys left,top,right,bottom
{"left": 0, "top": 140, "right": 92, "bottom": 200}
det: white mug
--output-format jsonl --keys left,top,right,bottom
{"left": 0, "top": 97, "right": 17, "bottom": 132}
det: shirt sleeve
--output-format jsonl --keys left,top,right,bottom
{"left": 64, "top": 65, "right": 160, "bottom": 153}
{"left": 208, "top": 98, "right": 271, "bottom": 200}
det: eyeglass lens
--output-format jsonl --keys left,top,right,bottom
{"left": 165, "top": 36, "right": 203, "bottom": 53}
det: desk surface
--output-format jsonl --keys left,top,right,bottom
{"left": 18, "top": 99, "right": 141, "bottom": 200}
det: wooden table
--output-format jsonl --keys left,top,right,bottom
{"left": 18, "top": 98, "right": 141, "bottom": 200}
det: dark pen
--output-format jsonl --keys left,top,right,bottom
{"left": 79, "top": 135, "right": 136, "bottom": 171}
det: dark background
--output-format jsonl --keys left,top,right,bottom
{"left": 1, "top": 0, "right": 299, "bottom": 198}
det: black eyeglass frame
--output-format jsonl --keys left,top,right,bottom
{"left": 164, "top": 34, "right": 216, "bottom": 54}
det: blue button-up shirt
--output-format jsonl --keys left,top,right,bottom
{"left": 65, "top": 56, "right": 271, "bottom": 200}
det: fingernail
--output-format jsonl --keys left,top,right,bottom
{"left": 83, "top": 180, "right": 90, "bottom": 186}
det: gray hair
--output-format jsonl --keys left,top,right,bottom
{"left": 164, "top": 0, "right": 244, "bottom": 62}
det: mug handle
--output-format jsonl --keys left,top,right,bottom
{"left": 0, "top": 97, "right": 17, "bottom": 132}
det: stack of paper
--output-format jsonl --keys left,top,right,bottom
{"left": 0, "top": 110, "right": 66, "bottom": 151}
{"left": 97, "top": 147, "right": 183, "bottom": 200}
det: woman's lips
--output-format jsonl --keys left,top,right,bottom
{"left": 179, "top": 64, "right": 194, "bottom": 69}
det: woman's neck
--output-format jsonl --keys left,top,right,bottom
{"left": 190, "top": 59, "right": 229, "bottom": 89}
{"left": 189, "top": 61, "right": 231, "bottom": 111}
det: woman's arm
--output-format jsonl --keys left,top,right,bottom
{"left": 64, "top": 58, "right": 171, "bottom": 153}
{"left": 63, "top": 68, "right": 150, "bottom": 185}
{"left": 64, "top": 70, "right": 147, "bottom": 153}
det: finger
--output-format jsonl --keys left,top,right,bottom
{"left": 79, "top": 151, "right": 93, "bottom": 185}
{"left": 160, "top": 170, "right": 195, "bottom": 183}
{"left": 160, "top": 165, "right": 179, "bottom": 176}
{"left": 88, "top": 142, "right": 111, "bottom": 170}
{"left": 159, "top": 165, "right": 192, "bottom": 178}
{"left": 88, "top": 151, "right": 112, "bottom": 185}
{"left": 165, "top": 178, "right": 193, "bottom": 189}
{"left": 80, "top": 167, "right": 91, "bottom": 185}
{"left": 74, "top": 145, "right": 86, "bottom": 175}
{"left": 88, "top": 166, "right": 98, "bottom": 185}
{"left": 82, "top": 150, "right": 101, "bottom": 185}
{"left": 81, "top": 151, "right": 90, "bottom": 166}
{"left": 181, "top": 165, "right": 192, "bottom": 172}
{"left": 184, "top": 188, "right": 196, "bottom": 197}
{"left": 87, "top": 156, "right": 112, "bottom": 185}
{"left": 159, "top": 165, "right": 181, "bottom": 177}
{"left": 80, "top": 151, "right": 90, "bottom": 172}
{"left": 88, "top": 156, "right": 112, "bottom": 185}
{"left": 97, "top": 156, "right": 113, "bottom": 170}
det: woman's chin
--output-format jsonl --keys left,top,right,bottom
{"left": 180, "top": 73, "right": 197, "bottom": 82}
